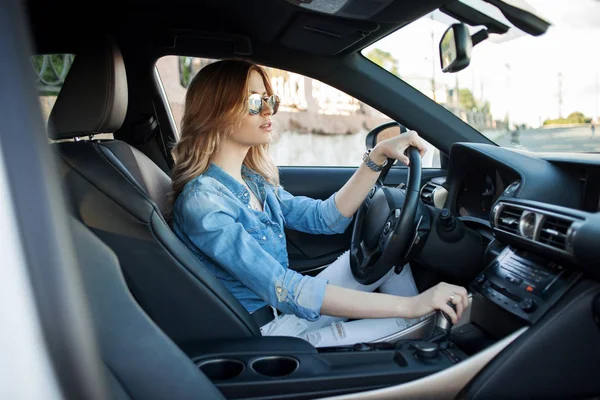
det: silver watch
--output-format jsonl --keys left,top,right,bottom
{"left": 362, "top": 149, "right": 388, "bottom": 172}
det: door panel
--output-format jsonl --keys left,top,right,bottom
{"left": 280, "top": 166, "right": 447, "bottom": 274}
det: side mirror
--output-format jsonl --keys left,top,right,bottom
{"left": 365, "top": 121, "right": 408, "bottom": 150}
{"left": 439, "top": 23, "right": 473, "bottom": 73}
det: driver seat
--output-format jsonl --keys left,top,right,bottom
{"left": 48, "top": 36, "right": 261, "bottom": 345}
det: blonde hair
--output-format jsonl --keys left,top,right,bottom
{"left": 167, "top": 59, "right": 280, "bottom": 213}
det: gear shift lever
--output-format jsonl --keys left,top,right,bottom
{"left": 429, "top": 301, "right": 457, "bottom": 343}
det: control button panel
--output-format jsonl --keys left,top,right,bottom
{"left": 470, "top": 246, "right": 581, "bottom": 324}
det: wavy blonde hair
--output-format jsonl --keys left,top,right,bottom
{"left": 167, "top": 59, "right": 280, "bottom": 213}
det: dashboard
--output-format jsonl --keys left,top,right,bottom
{"left": 415, "top": 142, "right": 600, "bottom": 398}
{"left": 455, "top": 169, "right": 508, "bottom": 219}
{"left": 421, "top": 142, "right": 600, "bottom": 278}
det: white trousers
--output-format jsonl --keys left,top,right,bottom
{"left": 260, "top": 250, "right": 428, "bottom": 348}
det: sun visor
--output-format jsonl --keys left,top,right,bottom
{"left": 280, "top": 14, "right": 379, "bottom": 55}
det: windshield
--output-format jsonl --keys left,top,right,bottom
{"left": 362, "top": 0, "right": 600, "bottom": 153}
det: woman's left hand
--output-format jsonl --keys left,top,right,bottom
{"left": 370, "top": 130, "right": 427, "bottom": 166}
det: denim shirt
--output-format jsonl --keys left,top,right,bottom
{"left": 172, "top": 163, "right": 353, "bottom": 321}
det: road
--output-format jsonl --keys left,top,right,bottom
{"left": 492, "top": 126, "right": 600, "bottom": 153}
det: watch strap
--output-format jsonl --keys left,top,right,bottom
{"left": 363, "top": 149, "right": 388, "bottom": 172}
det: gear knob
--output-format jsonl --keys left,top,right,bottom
{"left": 435, "top": 301, "right": 457, "bottom": 333}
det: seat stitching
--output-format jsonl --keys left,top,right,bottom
{"left": 93, "top": 142, "right": 156, "bottom": 207}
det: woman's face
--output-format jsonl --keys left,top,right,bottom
{"left": 229, "top": 70, "right": 273, "bottom": 147}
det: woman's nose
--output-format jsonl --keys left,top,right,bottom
{"left": 261, "top": 99, "right": 273, "bottom": 116}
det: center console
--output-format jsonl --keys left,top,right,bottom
{"left": 184, "top": 246, "right": 583, "bottom": 399}
{"left": 184, "top": 320, "right": 467, "bottom": 399}
{"left": 469, "top": 246, "right": 582, "bottom": 338}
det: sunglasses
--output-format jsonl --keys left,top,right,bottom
{"left": 248, "top": 93, "right": 280, "bottom": 116}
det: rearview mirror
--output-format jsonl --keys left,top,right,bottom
{"left": 439, "top": 23, "right": 472, "bottom": 73}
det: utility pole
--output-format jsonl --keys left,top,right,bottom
{"left": 505, "top": 63, "right": 511, "bottom": 127}
{"left": 595, "top": 72, "right": 598, "bottom": 124}
{"left": 455, "top": 74, "right": 460, "bottom": 109}
{"left": 558, "top": 72, "right": 563, "bottom": 118}
{"left": 430, "top": 14, "right": 436, "bottom": 102}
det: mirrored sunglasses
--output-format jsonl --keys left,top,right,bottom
{"left": 248, "top": 93, "right": 280, "bottom": 116}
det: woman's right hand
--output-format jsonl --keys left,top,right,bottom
{"left": 409, "top": 282, "right": 469, "bottom": 324}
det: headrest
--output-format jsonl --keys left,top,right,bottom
{"left": 48, "top": 37, "right": 128, "bottom": 140}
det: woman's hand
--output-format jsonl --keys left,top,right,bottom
{"left": 408, "top": 282, "right": 469, "bottom": 324}
{"left": 370, "top": 130, "right": 427, "bottom": 166}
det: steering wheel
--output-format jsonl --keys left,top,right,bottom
{"left": 350, "top": 123, "right": 423, "bottom": 285}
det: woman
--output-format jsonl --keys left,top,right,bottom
{"left": 169, "top": 59, "right": 468, "bottom": 347}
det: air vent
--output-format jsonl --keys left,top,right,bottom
{"left": 420, "top": 183, "right": 436, "bottom": 206}
{"left": 496, "top": 204, "right": 523, "bottom": 234}
{"left": 538, "top": 216, "right": 572, "bottom": 251}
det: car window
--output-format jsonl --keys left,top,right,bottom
{"left": 362, "top": 0, "right": 600, "bottom": 154}
{"left": 34, "top": 54, "right": 74, "bottom": 123}
{"left": 156, "top": 56, "right": 441, "bottom": 167}
{"left": 32, "top": 54, "right": 113, "bottom": 140}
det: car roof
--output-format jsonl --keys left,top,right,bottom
{"left": 25, "top": 0, "right": 450, "bottom": 58}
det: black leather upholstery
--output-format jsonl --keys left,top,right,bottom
{"left": 50, "top": 36, "right": 261, "bottom": 345}
{"left": 49, "top": 38, "right": 128, "bottom": 140}
{"left": 69, "top": 216, "right": 225, "bottom": 400}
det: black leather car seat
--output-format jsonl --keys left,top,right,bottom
{"left": 68, "top": 216, "right": 225, "bottom": 400}
{"left": 48, "top": 36, "right": 261, "bottom": 345}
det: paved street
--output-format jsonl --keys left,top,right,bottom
{"left": 493, "top": 126, "right": 600, "bottom": 153}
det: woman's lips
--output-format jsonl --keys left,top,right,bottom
{"left": 259, "top": 121, "right": 272, "bottom": 131}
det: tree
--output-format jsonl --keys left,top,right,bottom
{"left": 567, "top": 111, "right": 586, "bottom": 124}
{"left": 365, "top": 48, "right": 400, "bottom": 77}
{"left": 458, "top": 88, "right": 477, "bottom": 111}
{"left": 543, "top": 111, "right": 592, "bottom": 125}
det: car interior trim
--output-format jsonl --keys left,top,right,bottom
{"left": 325, "top": 326, "right": 527, "bottom": 400}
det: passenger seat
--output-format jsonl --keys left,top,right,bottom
{"left": 68, "top": 216, "right": 225, "bottom": 399}
{"left": 48, "top": 36, "right": 261, "bottom": 345}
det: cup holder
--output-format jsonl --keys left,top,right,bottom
{"left": 197, "top": 359, "right": 245, "bottom": 381}
{"left": 250, "top": 356, "right": 299, "bottom": 377}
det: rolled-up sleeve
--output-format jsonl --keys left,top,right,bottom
{"left": 178, "top": 190, "right": 328, "bottom": 321}
{"left": 276, "top": 186, "right": 353, "bottom": 234}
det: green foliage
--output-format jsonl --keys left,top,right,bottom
{"left": 543, "top": 111, "right": 592, "bottom": 125}
{"left": 31, "top": 54, "right": 74, "bottom": 96}
{"left": 457, "top": 88, "right": 490, "bottom": 113}
{"left": 365, "top": 48, "right": 400, "bottom": 77}
{"left": 458, "top": 88, "right": 476, "bottom": 111}
{"left": 179, "top": 57, "right": 219, "bottom": 88}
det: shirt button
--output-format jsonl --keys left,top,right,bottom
{"left": 243, "top": 193, "right": 248, "bottom": 197}
{"left": 278, "top": 234, "right": 283, "bottom": 238}
{"left": 276, "top": 286, "right": 283, "bottom": 293}
{"left": 247, "top": 204, "right": 251, "bottom": 208}
{"left": 262, "top": 236, "right": 267, "bottom": 241}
